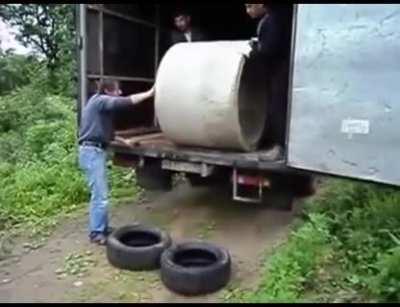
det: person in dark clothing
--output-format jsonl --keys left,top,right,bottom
{"left": 245, "top": 3, "right": 292, "bottom": 153}
{"left": 246, "top": 4, "right": 291, "bottom": 63}
{"left": 246, "top": 4, "right": 315, "bottom": 198}
{"left": 78, "top": 79, "right": 154, "bottom": 245}
{"left": 169, "top": 10, "right": 207, "bottom": 46}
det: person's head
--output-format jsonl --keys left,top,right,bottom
{"left": 244, "top": 3, "right": 268, "bottom": 19}
{"left": 173, "top": 10, "right": 192, "bottom": 33}
{"left": 97, "top": 79, "right": 122, "bottom": 96}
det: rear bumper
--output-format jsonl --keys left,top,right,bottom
{"left": 109, "top": 143, "right": 303, "bottom": 175}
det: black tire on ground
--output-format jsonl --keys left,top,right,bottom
{"left": 136, "top": 164, "right": 172, "bottom": 191}
{"left": 106, "top": 224, "right": 172, "bottom": 271}
{"left": 160, "top": 241, "right": 231, "bottom": 296}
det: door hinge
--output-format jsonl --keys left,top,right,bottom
{"left": 77, "top": 36, "right": 83, "bottom": 50}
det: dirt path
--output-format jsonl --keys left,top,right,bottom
{"left": 0, "top": 183, "right": 302, "bottom": 303}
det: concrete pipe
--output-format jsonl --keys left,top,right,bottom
{"left": 155, "top": 41, "right": 268, "bottom": 152}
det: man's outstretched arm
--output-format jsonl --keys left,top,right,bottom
{"left": 101, "top": 87, "right": 155, "bottom": 111}
{"left": 129, "top": 87, "right": 155, "bottom": 105}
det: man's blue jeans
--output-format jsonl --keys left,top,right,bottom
{"left": 78, "top": 145, "right": 109, "bottom": 237}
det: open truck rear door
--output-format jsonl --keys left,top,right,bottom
{"left": 288, "top": 4, "right": 400, "bottom": 186}
{"left": 76, "top": 4, "right": 159, "bottom": 128}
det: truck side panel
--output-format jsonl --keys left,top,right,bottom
{"left": 288, "top": 4, "right": 400, "bottom": 186}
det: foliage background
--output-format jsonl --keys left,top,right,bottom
{"left": 0, "top": 4, "right": 136, "bottom": 239}
{"left": 1, "top": 4, "right": 399, "bottom": 303}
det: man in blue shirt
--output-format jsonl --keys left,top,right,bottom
{"left": 78, "top": 79, "right": 154, "bottom": 245}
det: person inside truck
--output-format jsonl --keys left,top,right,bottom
{"left": 245, "top": 3, "right": 315, "bottom": 196}
{"left": 78, "top": 79, "right": 155, "bottom": 245}
{"left": 245, "top": 3, "right": 292, "bottom": 155}
{"left": 169, "top": 9, "right": 207, "bottom": 46}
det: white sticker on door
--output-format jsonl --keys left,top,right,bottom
{"left": 341, "top": 119, "right": 370, "bottom": 135}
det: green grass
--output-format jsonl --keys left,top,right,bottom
{"left": 224, "top": 213, "right": 332, "bottom": 303}
{"left": 224, "top": 178, "right": 400, "bottom": 303}
{"left": 0, "top": 79, "right": 141, "bottom": 245}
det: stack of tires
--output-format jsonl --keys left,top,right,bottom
{"left": 106, "top": 224, "right": 231, "bottom": 296}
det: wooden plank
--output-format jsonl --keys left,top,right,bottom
{"left": 115, "top": 126, "right": 160, "bottom": 137}
{"left": 109, "top": 137, "right": 287, "bottom": 172}
{"left": 110, "top": 142, "right": 289, "bottom": 172}
{"left": 138, "top": 138, "right": 174, "bottom": 147}
{"left": 126, "top": 133, "right": 164, "bottom": 146}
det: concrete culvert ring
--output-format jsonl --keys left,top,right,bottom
{"left": 155, "top": 41, "right": 269, "bottom": 151}
{"left": 238, "top": 55, "right": 268, "bottom": 150}
{"left": 160, "top": 242, "right": 231, "bottom": 296}
{"left": 106, "top": 225, "right": 172, "bottom": 271}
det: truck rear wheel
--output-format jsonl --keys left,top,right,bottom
{"left": 186, "top": 174, "right": 210, "bottom": 187}
{"left": 262, "top": 173, "right": 314, "bottom": 211}
{"left": 136, "top": 163, "right": 172, "bottom": 191}
{"left": 262, "top": 188, "right": 294, "bottom": 211}
{"left": 288, "top": 174, "right": 315, "bottom": 197}
{"left": 187, "top": 168, "right": 231, "bottom": 188}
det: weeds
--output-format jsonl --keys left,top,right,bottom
{"left": 0, "top": 76, "right": 138, "bottom": 242}
{"left": 56, "top": 251, "right": 97, "bottom": 279}
{"left": 231, "top": 178, "right": 400, "bottom": 303}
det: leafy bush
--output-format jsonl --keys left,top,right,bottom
{"left": 0, "top": 76, "right": 136, "bottom": 236}
{"left": 0, "top": 51, "right": 38, "bottom": 95}
{"left": 240, "top": 214, "right": 331, "bottom": 303}
{"left": 233, "top": 179, "right": 400, "bottom": 303}
{"left": 0, "top": 5, "right": 135, "bottom": 238}
{"left": 308, "top": 180, "right": 400, "bottom": 292}
{"left": 370, "top": 246, "right": 400, "bottom": 302}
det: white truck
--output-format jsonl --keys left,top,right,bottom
{"left": 76, "top": 4, "right": 400, "bottom": 206}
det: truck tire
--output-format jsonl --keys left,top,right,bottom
{"left": 264, "top": 173, "right": 315, "bottom": 211}
{"left": 160, "top": 241, "right": 231, "bottom": 296}
{"left": 186, "top": 174, "right": 209, "bottom": 187}
{"left": 264, "top": 189, "right": 294, "bottom": 211}
{"left": 136, "top": 164, "right": 172, "bottom": 191}
{"left": 107, "top": 224, "right": 172, "bottom": 271}
{"left": 288, "top": 174, "right": 315, "bottom": 197}
{"left": 187, "top": 168, "right": 231, "bottom": 188}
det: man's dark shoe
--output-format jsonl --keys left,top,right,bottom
{"left": 104, "top": 226, "right": 115, "bottom": 236}
{"left": 90, "top": 233, "right": 107, "bottom": 245}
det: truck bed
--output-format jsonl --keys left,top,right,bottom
{"left": 110, "top": 128, "right": 289, "bottom": 172}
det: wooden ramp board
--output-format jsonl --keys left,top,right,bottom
{"left": 125, "top": 133, "right": 164, "bottom": 146}
{"left": 115, "top": 127, "right": 160, "bottom": 137}
{"left": 111, "top": 134, "right": 284, "bottom": 166}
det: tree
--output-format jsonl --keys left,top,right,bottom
{"left": 0, "top": 4, "right": 75, "bottom": 71}
{"left": 0, "top": 53, "right": 36, "bottom": 95}
{"left": 0, "top": 4, "right": 77, "bottom": 96}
